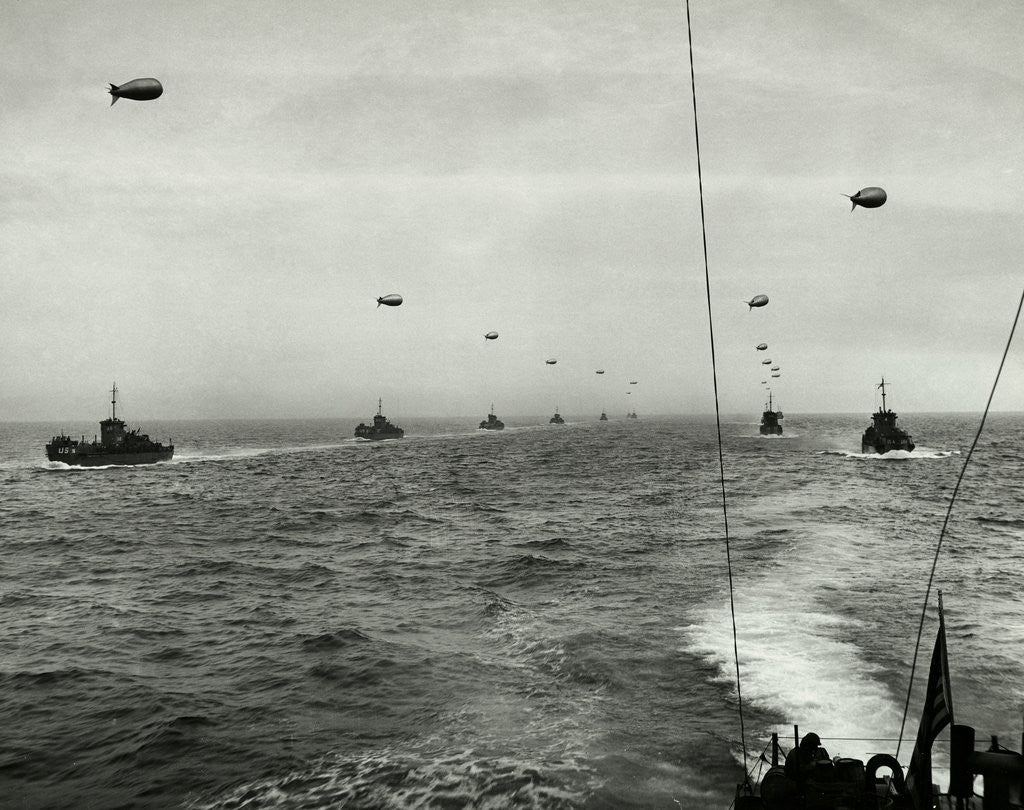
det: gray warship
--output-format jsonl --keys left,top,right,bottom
{"left": 46, "top": 384, "right": 174, "bottom": 466}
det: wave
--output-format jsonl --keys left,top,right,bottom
{"left": 298, "top": 628, "right": 372, "bottom": 652}
{"left": 517, "top": 537, "right": 573, "bottom": 550}
{"left": 190, "top": 747, "right": 595, "bottom": 809}
{"left": 478, "top": 555, "right": 583, "bottom": 588}
{"left": 974, "top": 515, "right": 1024, "bottom": 528}
{"left": 1, "top": 666, "right": 110, "bottom": 688}
{"left": 171, "top": 443, "right": 351, "bottom": 463}
{"left": 42, "top": 460, "right": 175, "bottom": 472}
{"left": 820, "top": 448, "right": 958, "bottom": 460}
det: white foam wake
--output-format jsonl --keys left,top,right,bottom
{"left": 679, "top": 525, "right": 905, "bottom": 766}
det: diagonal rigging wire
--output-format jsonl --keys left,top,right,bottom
{"left": 683, "top": 0, "right": 750, "bottom": 781}
{"left": 896, "top": 287, "right": 1024, "bottom": 759}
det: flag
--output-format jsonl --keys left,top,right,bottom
{"left": 905, "top": 610, "right": 955, "bottom": 809}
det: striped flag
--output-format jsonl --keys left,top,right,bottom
{"left": 905, "top": 610, "right": 955, "bottom": 810}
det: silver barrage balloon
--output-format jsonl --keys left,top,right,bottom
{"left": 745, "top": 294, "right": 769, "bottom": 310}
{"left": 376, "top": 294, "right": 403, "bottom": 307}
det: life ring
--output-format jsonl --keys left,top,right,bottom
{"left": 864, "top": 753, "right": 907, "bottom": 796}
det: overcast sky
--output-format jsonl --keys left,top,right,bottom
{"left": 3, "top": 1, "right": 1021, "bottom": 420}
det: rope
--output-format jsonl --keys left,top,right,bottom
{"left": 727, "top": 739, "right": 775, "bottom": 809}
{"left": 895, "top": 287, "right": 1024, "bottom": 758}
{"left": 683, "top": 0, "right": 749, "bottom": 779}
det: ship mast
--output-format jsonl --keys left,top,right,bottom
{"left": 111, "top": 382, "right": 118, "bottom": 420}
{"left": 877, "top": 377, "right": 888, "bottom": 412}
{"left": 377, "top": 397, "right": 383, "bottom": 416}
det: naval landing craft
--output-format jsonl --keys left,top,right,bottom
{"left": 861, "top": 378, "right": 915, "bottom": 454}
{"left": 46, "top": 384, "right": 174, "bottom": 466}
{"left": 354, "top": 399, "right": 405, "bottom": 440}
{"left": 478, "top": 404, "right": 505, "bottom": 431}
{"left": 759, "top": 391, "right": 783, "bottom": 435}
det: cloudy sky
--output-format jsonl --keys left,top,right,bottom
{"left": 3, "top": 1, "right": 1021, "bottom": 420}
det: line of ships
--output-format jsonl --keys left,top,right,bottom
{"left": 44, "top": 380, "right": 913, "bottom": 466}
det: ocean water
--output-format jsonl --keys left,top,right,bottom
{"left": 1, "top": 412, "right": 1021, "bottom": 809}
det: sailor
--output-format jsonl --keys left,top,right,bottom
{"left": 784, "top": 732, "right": 831, "bottom": 782}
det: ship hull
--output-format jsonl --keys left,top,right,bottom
{"left": 46, "top": 446, "right": 173, "bottom": 466}
{"left": 759, "top": 424, "right": 783, "bottom": 435}
{"left": 354, "top": 429, "right": 404, "bottom": 441}
{"left": 861, "top": 435, "right": 915, "bottom": 454}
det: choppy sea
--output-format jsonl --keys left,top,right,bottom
{"left": 1, "top": 412, "right": 1022, "bottom": 809}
